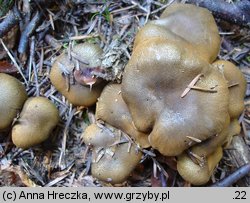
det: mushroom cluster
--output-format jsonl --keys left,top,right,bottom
{"left": 82, "top": 84, "right": 148, "bottom": 184}
{"left": 82, "top": 3, "right": 246, "bottom": 185}
{"left": 0, "top": 73, "right": 59, "bottom": 149}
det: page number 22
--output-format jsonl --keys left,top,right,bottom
{"left": 234, "top": 191, "right": 247, "bottom": 199}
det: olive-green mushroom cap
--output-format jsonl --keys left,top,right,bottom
{"left": 134, "top": 3, "right": 220, "bottom": 63}
{"left": 122, "top": 38, "right": 229, "bottom": 156}
{"left": 82, "top": 123, "right": 142, "bottom": 184}
{"left": 0, "top": 73, "right": 27, "bottom": 131}
{"left": 11, "top": 97, "right": 59, "bottom": 149}
{"left": 50, "top": 43, "right": 105, "bottom": 106}
{"left": 176, "top": 110, "right": 240, "bottom": 186}
{"left": 91, "top": 142, "right": 142, "bottom": 184}
{"left": 96, "top": 83, "right": 150, "bottom": 148}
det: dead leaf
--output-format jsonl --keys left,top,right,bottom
{"left": 0, "top": 165, "right": 38, "bottom": 187}
{"left": 0, "top": 61, "right": 17, "bottom": 74}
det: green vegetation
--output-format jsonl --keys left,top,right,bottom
{"left": 0, "top": 0, "right": 14, "bottom": 17}
{"left": 91, "top": 0, "right": 112, "bottom": 23}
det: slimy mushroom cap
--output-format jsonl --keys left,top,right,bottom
{"left": 122, "top": 38, "right": 229, "bottom": 156}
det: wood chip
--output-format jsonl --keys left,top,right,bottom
{"left": 186, "top": 136, "right": 202, "bottom": 143}
{"left": 95, "top": 149, "right": 105, "bottom": 163}
{"left": 181, "top": 74, "right": 203, "bottom": 98}
{"left": 188, "top": 85, "right": 218, "bottom": 93}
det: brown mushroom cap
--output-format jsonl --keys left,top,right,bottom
{"left": 176, "top": 119, "right": 241, "bottom": 185}
{"left": 177, "top": 147, "right": 222, "bottom": 185}
{"left": 50, "top": 43, "right": 105, "bottom": 106}
{"left": 0, "top": 73, "right": 27, "bottom": 131}
{"left": 213, "top": 60, "right": 246, "bottom": 147}
{"left": 134, "top": 3, "right": 220, "bottom": 63}
{"left": 213, "top": 60, "right": 247, "bottom": 119}
{"left": 11, "top": 97, "right": 59, "bottom": 149}
{"left": 96, "top": 83, "right": 150, "bottom": 148}
{"left": 122, "top": 38, "right": 229, "bottom": 156}
{"left": 82, "top": 123, "right": 142, "bottom": 184}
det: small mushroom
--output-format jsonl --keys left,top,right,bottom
{"left": 50, "top": 43, "right": 106, "bottom": 106}
{"left": 11, "top": 97, "right": 59, "bottom": 149}
{"left": 177, "top": 147, "right": 223, "bottom": 186}
{"left": 0, "top": 73, "right": 27, "bottom": 131}
{"left": 82, "top": 123, "right": 142, "bottom": 184}
{"left": 96, "top": 83, "right": 150, "bottom": 148}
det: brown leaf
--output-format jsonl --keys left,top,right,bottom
{"left": 0, "top": 165, "right": 38, "bottom": 187}
{"left": 0, "top": 61, "right": 17, "bottom": 73}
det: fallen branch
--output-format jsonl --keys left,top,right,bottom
{"left": 18, "top": 11, "right": 43, "bottom": 55}
{"left": 186, "top": 0, "right": 250, "bottom": 27}
{"left": 223, "top": 135, "right": 250, "bottom": 186}
{"left": 211, "top": 163, "right": 250, "bottom": 187}
{"left": 0, "top": 6, "right": 21, "bottom": 38}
